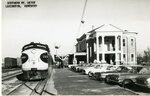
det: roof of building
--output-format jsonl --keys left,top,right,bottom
{"left": 88, "top": 24, "right": 125, "bottom": 32}
{"left": 88, "top": 24, "right": 137, "bottom": 34}
{"left": 76, "top": 33, "right": 86, "bottom": 41}
{"left": 77, "top": 24, "right": 138, "bottom": 41}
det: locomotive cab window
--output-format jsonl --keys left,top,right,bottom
{"left": 21, "top": 53, "right": 28, "bottom": 63}
{"left": 40, "top": 52, "right": 49, "bottom": 63}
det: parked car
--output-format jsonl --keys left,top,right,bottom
{"left": 68, "top": 64, "right": 78, "bottom": 69}
{"left": 82, "top": 63, "right": 109, "bottom": 75}
{"left": 94, "top": 65, "right": 129, "bottom": 80}
{"left": 70, "top": 63, "right": 88, "bottom": 72}
{"left": 88, "top": 64, "right": 116, "bottom": 78}
{"left": 72, "top": 63, "right": 85, "bottom": 72}
{"left": 75, "top": 63, "right": 89, "bottom": 72}
{"left": 70, "top": 64, "right": 78, "bottom": 70}
{"left": 76, "top": 63, "right": 94, "bottom": 72}
{"left": 135, "top": 75, "right": 150, "bottom": 88}
{"left": 105, "top": 65, "right": 149, "bottom": 87}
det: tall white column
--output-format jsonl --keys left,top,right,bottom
{"left": 96, "top": 36, "right": 99, "bottom": 62}
{"left": 120, "top": 36, "right": 123, "bottom": 64}
{"left": 134, "top": 38, "right": 136, "bottom": 64}
{"left": 101, "top": 36, "right": 106, "bottom": 63}
{"left": 115, "top": 36, "right": 119, "bottom": 65}
{"left": 73, "top": 54, "right": 77, "bottom": 64}
{"left": 86, "top": 43, "right": 89, "bottom": 63}
{"left": 126, "top": 37, "right": 129, "bottom": 65}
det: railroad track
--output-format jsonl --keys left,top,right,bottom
{"left": 2, "top": 71, "right": 23, "bottom": 81}
{"left": 6, "top": 78, "right": 53, "bottom": 95}
{"left": 3, "top": 67, "right": 55, "bottom": 95}
{"left": 2, "top": 68, "right": 21, "bottom": 73}
{"left": 2, "top": 69, "right": 22, "bottom": 76}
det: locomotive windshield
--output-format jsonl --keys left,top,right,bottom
{"left": 22, "top": 42, "right": 50, "bottom": 52}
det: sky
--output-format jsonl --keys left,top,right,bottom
{"left": 2, "top": 0, "right": 150, "bottom": 58}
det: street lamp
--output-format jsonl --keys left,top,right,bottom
{"left": 55, "top": 45, "right": 60, "bottom": 56}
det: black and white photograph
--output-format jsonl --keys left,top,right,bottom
{"left": 1, "top": 0, "right": 150, "bottom": 95}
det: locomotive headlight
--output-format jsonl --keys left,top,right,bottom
{"left": 21, "top": 53, "right": 28, "bottom": 63}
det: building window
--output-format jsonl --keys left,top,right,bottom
{"left": 131, "top": 39, "right": 134, "bottom": 46}
{"left": 123, "top": 39, "right": 125, "bottom": 46}
{"left": 123, "top": 54, "right": 126, "bottom": 61}
{"left": 131, "top": 54, "right": 134, "bottom": 62}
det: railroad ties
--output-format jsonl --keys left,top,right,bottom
{"left": 4, "top": 68, "right": 56, "bottom": 95}
{"left": 6, "top": 78, "right": 53, "bottom": 95}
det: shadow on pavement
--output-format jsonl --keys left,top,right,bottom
{"left": 126, "top": 84, "right": 150, "bottom": 93}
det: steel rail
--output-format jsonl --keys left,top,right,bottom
{"left": 6, "top": 82, "right": 26, "bottom": 95}
{"left": 2, "top": 71, "right": 23, "bottom": 81}
{"left": 2, "top": 70, "right": 22, "bottom": 77}
{"left": 2, "top": 68, "right": 21, "bottom": 73}
{"left": 29, "top": 79, "right": 48, "bottom": 95}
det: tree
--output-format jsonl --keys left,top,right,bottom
{"left": 137, "top": 53, "right": 143, "bottom": 64}
{"left": 143, "top": 48, "right": 150, "bottom": 63}
{"left": 137, "top": 48, "right": 150, "bottom": 65}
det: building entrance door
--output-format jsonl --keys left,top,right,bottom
{"left": 105, "top": 54, "right": 115, "bottom": 64}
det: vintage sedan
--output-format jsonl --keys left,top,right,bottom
{"left": 105, "top": 65, "right": 150, "bottom": 87}
{"left": 70, "top": 63, "right": 86, "bottom": 71}
{"left": 75, "top": 63, "right": 94, "bottom": 72}
{"left": 68, "top": 64, "right": 78, "bottom": 69}
{"left": 70, "top": 64, "right": 78, "bottom": 70}
{"left": 82, "top": 64, "right": 105, "bottom": 75}
{"left": 74, "top": 63, "right": 87, "bottom": 72}
{"left": 94, "top": 65, "right": 130, "bottom": 80}
{"left": 88, "top": 64, "right": 116, "bottom": 78}
{"left": 135, "top": 75, "right": 150, "bottom": 88}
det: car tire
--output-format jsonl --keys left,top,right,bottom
{"left": 95, "top": 75, "right": 99, "bottom": 80}
{"left": 122, "top": 79, "right": 133, "bottom": 88}
{"left": 105, "top": 76, "right": 111, "bottom": 83}
{"left": 88, "top": 72, "right": 92, "bottom": 77}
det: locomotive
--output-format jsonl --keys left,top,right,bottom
{"left": 21, "top": 42, "right": 53, "bottom": 80}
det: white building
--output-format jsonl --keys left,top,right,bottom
{"left": 75, "top": 24, "right": 138, "bottom": 65}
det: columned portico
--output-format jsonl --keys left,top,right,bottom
{"left": 94, "top": 34, "right": 124, "bottom": 64}
{"left": 77, "top": 24, "right": 137, "bottom": 65}
{"left": 96, "top": 35, "right": 107, "bottom": 63}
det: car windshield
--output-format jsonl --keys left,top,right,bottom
{"left": 127, "top": 66, "right": 145, "bottom": 73}
{"left": 85, "top": 64, "right": 90, "bottom": 67}
{"left": 127, "top": 67, "right": 138, "bottom": 73}
{"left": 106, "top": 66, "right": 114, "bottom": 70}
{"left": 87, "top": 64, "right": 93, "bottom": 67}
{"left": 95, "top": 65, "right": 102, "bottom": 69}
{"left": 139, "top": 67, "right": 150, "bottom": 74}
{"left": 90, "top": 64, "right": 95, "bottom": 67}
{"left": 115, "top": 66, "right": 130, "bottom": 72}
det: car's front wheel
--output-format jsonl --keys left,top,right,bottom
{"left": 122, "top": 79, "right": 134, "bottom": 88}
{"left": 105, "top": 76, "right": 111, "bottom": 83}
{"left": 88, "top": 71, "right": 92, "bottom": 77}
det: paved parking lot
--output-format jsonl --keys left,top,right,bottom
{"left": 52, "top": 68, "right": 141, "bottom": 95}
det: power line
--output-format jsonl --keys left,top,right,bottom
{"left": 81, "top": 0, "right": 88, "bottom": 23}
{"left": 71, "top": 0, "right": 88, "bottom": 53}
{"left": 76, "top": 0, "right": 88, "bottom": 38}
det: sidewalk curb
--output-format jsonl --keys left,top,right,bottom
{"left": 44, "top": 69, "right": 58, "bottom": 95}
